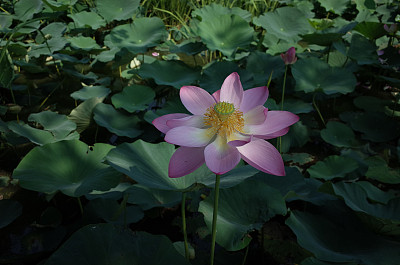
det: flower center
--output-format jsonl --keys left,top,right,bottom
{"left": 204, "top": 102, "right": 244, "bottom": 138}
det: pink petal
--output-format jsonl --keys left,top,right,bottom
{"left": 219, "top": 72, "right": 243, "bottom": 107}
{"left": 166, "top": 115, "right": 205, "bottom": 128}
{"left": 239, "top": 86, "right": 269, "bottom": 113}
{"left": 168, "top": 146, "right": 205, "bottom": 178}
{"left": 259, "top": 127, "right": 289, "bottom": 139}
{"left": 180, "top": 86, "right": 216, "bottom": 115}
{"left": 227, "top": 132, "right": 252, "bottom": 147}
{"left": 245, "top": 110, "right": 299, "bottom": 136}
{"left": 237, "top": 138, "right": 285, "bottom": 176}
{"left": 212, "top": 90, "right": 221, "bottom": 102}
{"left": 153, "top": 113, "right": 190, "bottom": 134}
{"left": 204, "top": 136, "right": 241, "bottom": 175}
{"left": 165, "top": 126, "right": 213, "bottom": 147}
{"left": 244, "top": 105, "right": 267, "bottom": 125}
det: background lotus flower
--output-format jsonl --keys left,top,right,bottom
{"left": 153, "top": 72, "right": 299, "bottom": 178}
{"left": 384, "top": 23, "right": 398, "bottom": 34}
{"left": 280, "top": 47, "right": 297, "bottom": 65}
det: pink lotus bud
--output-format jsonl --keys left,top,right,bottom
{"left": 280, "top": 47, "right": 297, "bottom": 65}
{"left": 384, "top": 24, "right": 398, "bottom": 34}
{"left": 152, "top": 52, "right": 160, "bottom": 57}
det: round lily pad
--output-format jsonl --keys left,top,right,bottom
{"left": 70, "top": 85, "right": 111, "bottom": 101}
{"left": 106, "top": 17, "right": 167, "bottom": 54}
{"left": 137, "top": 60, "right": 201, "bottom": 89}
{"left": 111, "top": 85, "right": 155, "bottom": 112}
{"left": 197, "top": 14, "right": 254, "bottom": 57}
{"left": 192, "top": 3, "right": 252, "bottom": 22}
{"left": 253, "top": 6, "right": 314, "bottom": 43}
{"left": 69, "top": 36, "right": 101, "bottom": 51}
{"left": 307, "top": 155, "right": 359, "bottom": 180}
{"left": 96, "top": 0, "right": 140, "bottom": 22}
{"left": 13, "top": 140, "right": 122, "bottom": 197}
{"left": 68, "top": 11, "right": 106, "bottom": 30}
{"left": 320, "top": 121, "right": 360, "bottom": 148}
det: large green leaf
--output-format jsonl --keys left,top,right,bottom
{"left": 68, "top": 11, "right": 106, "bottom": 30}
{"left": 365, "top": 156, "right": 400, "bottom": 184}
{"left": 96, "top": 0, "right": 140, "bottom": 22}
{"left": 317, "top": 0, "right": 350, "bottom": 15}
{"left": 68, "top": 97, "right": 104, "bottom": 133}
{"left": 0, "top": 49, "right": 14, "bottom": 89}
{"left": 70, "top": 85, "right": 111, "bottom": 101}
{"left": 111, "top": 85, "right": 155, "bottom": 112}
{"left": 246, "top": 51, "right": 285, "bottom": 85}
{"left": 93, "top": 103, "right": 142, "bottom": 138}
{"left": 125, "top": 185, "right": 181, "bottom": 210}
{"left": 307, "top": 155, "right": 358, "bottom": 180}
{"left": 286, "top": 201, "right": 400, "bottom": 265}
{"left": 253, "top": 7, "right": 314, "bottom": 43}
{"left": 137, "top": 60, "right": 201, "bottom": 89}
{"left": 332, "top": 181, "right": 400, "bottom": 220}
{"left": 14, "top": 0, "right": 43, "bottom": 21}
{"left": 8, "top": 111, "right": 79, "bottom": 145}
{"left": 105, "top": 17, "right": 167, "bottom": 54}
{"left": 197, "top": 14, "right": 254, "bottom": 57}
{"left": 44, "top": 224, "right": 191, "bottom": 265}
{"left": 199, "top": 61, "right": 253, "bottom": 93}
{"left": 354, "top": 21, "right": 387, "bottom": 40}
{"left": 252, "top": 167, "right": 333, "bottom": 206}
{"left": 320, "top": 121, "right": 360, "bottom": 148}
{"left": 106, "top": 140, "right": 214, "bottom": 191}
{"left": 198, "top": 179, "right": 287, "bottom": 251}
{"left": 347, "top": 34, "right": 379, "bottom": 65}
{"left": 0, "top": 200, "right": 22, "bottom": 229}
{"left": 342, "top": 112, "right": 400, "bottom": 142}
{"left": 292, "top": 57, "right": 357, "bottom": 95}
{"left": 29, "top": 22, "right": 68, "bottom": 58}
{"left": 192, "top": 3, "right": 252, "bottom": 22}
{"left": 13, "top": 140, "right": 122, "bottom": 197}
{"left": 85, "top": 198, "right": 144, "bottom": 224}
{"left": 69, "top": 36, "right": 101, "bottom": 51}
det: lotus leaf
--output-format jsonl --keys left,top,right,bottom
{"left": 44, "top": 223, "right": 190, "bottom": 265}
{"left": 199, "top": 179, "right": 286, "bottom": 251}
{"left": 13, "top": 140, "right": 121, "bottom": 197}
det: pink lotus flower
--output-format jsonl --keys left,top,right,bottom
{"left": 153, "top": 73, "right": 299, "bottom": 178}
{"left": 280, "top": 47, "right": 297, "bottom": 65}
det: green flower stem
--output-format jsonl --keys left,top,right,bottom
{"left": 281, "top": 65, "right": 288, "bottom": 110}
{"left": 278, "top": 65, "right": 288, "bottom": 153}
{"left": 181, "top": 192, "right": 189, "bottom": 260}
{"left": 210, "top": 174, "right": 221, "bottom": 265}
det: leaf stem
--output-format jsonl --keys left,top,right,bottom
{"left": 313, "top": 93, "right": 326, "bottom": 126}
{"left": 77, "top": 197, "right": 84, "bottom": 216}
{"left": 210, "top": 174, "right": 221, "bottom": 265}
{"left": 181, "top": 192, "right": 189, "bottom": 260}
